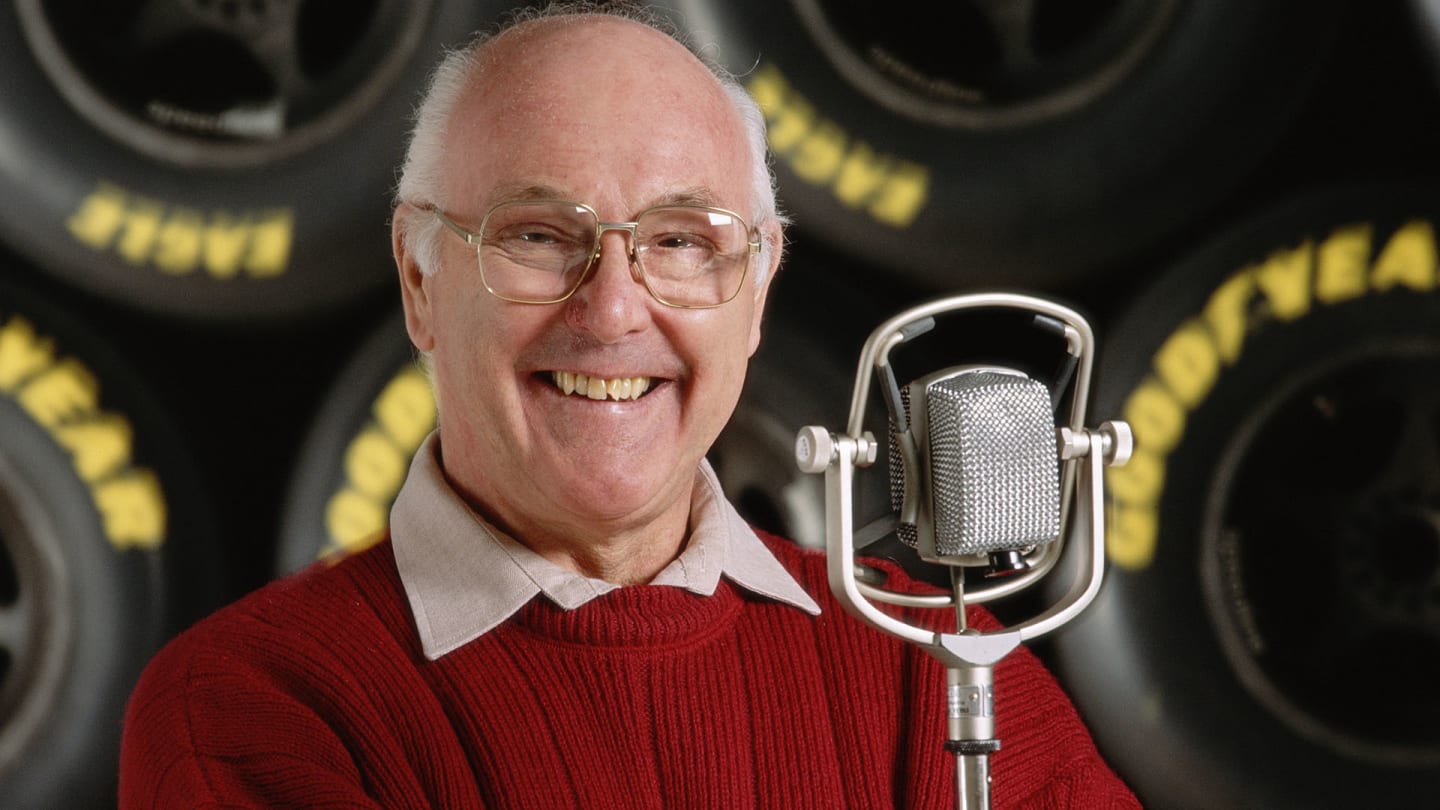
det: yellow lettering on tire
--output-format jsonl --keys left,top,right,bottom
{"left": 0, "top": 317, "right": 56, "bottom": 391}
{"left": 744, "top": 63, "right": 787, "bottom": 127}
{"left": 18, "top": 359, "right": 98, "bottom": 429}
{"left": 54, "top": 415, "right": 132, "bottom": 482}
{"left": 245, "top": 211, "right": 295, "bottom": 278}
{"left": 153, "top": 208, "right": 204, "bottom": 275}
{"left": 751, "top": 66, "right": 814, "bottom": 153}
{"left": 1107, "top": 217, "right": 1439, "bottom": 572}
{"left": 1153, "top": 321, "right": 1220, "bottom": 410}
{"left": 1124, "top": 381, "right": 1186, "bottom": 456}
{"left": 0, "top": 313, "right": 169, "bottom": 551}
{"left": 65, "top": 182, "right": 128, "bottom": 250}
{"left": 344, "top": 429, "right": 406, "bottom": 501}
{"left": 374, "top": 368, "right": 436, "bottom": 451}
{"left": 746, "top": 63, "right": 930, "bottom": 229}
{"left": 318, "top": 366, "right": 438, "bottom": 561}
{"left": 94, "top": 471, "right": 166, "bottom": 550}
{"left": 1107, "top": 501, "right": 1159, "bottom": 572}
{"left": 1314, "top": 224, "right": 1370, "bottom": 304}
{"left": 202, "top": 213, "right": 253, "bottom": 279}
{"left": 1107, "top": 448, "right": 1165, "bottom": 506}
{"left": 1253, "top": 240, "right": 1313, "bottom": 321}
{"left": 64, "top": 180, "right": 295, "bottom": 280}
{"left": 792, "top": 120, "right": 847, "bottom": 185}
{"left": 116, "top": 196, "right": 166, "bottom": 266}
{"left": 869, "top": 161, "right": 929, "bottom": 228}
{"left": 1370, "top": 220, "right": 1438, "bottom": 293}
{"left": 831, "top": 141, "right": 890, "bottom": 209}
{"left": 1201, "top": 269, "right": 1254, "bottom": 365}
{"left": 325, "top": 488, "right": 388, "bottom": 552}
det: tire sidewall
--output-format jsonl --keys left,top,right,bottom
{"left": 0, "top": 2, "right": 507, "bottom": 320}
{"left": 0, "top": 280, "right": 216, "bottom": 807}
{"left": 657, "top": 0, "right": 1340, "bottom": 288}
{"left": 1058, "top": 185, "right": 1440, "bottom": 808}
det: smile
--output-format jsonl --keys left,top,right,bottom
{"left": 550, "top": 371, "right": 653, "bottom": 401}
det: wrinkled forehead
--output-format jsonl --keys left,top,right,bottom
{"left": 441, "top": 16, "right": 751, "bottom": 213}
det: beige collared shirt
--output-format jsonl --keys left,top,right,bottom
{"left": 391, "top": 432, "right": 821, "bottom": 660}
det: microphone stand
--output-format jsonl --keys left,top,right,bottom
{"left": 794, "top": 292, "right": 1133, "bottom": 810}
{"left": 947, "top": 569, "right": 1000, "bottom": 810}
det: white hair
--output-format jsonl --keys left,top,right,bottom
{"left": 393, "top": 3, "right": 784, "bottom": 284}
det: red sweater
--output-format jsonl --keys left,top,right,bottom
{"left": 120, "top": 533, "right": 1136, "bottom": 808}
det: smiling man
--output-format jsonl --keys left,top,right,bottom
{"left": 392, "top": 9, "right": 778, "bottom": 587}
{"left": 119, "top": 4, "right": 1137, "bottom": 808}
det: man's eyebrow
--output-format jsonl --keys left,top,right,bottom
{"left": 485, "top": 185, "right": 730, "bottom": 211}
{"left": 650, "top": 187, "right": 725, "bottom": 208}
{"left": 487, "top": 184, "right": 569, "bottom": 203}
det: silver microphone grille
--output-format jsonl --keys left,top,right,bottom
{"left": 924, "top": 369, "right": 1061, "bottom": 559}
{"left": 887, "top": 389, "right": 918, "bottom": 549}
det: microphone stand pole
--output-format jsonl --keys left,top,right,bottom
{"left": 947, "top": 570, "right": 999, "bottom": 810}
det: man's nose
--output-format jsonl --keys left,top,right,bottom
{"left": 564, "top": 229, "right": 652, "bottom": 341}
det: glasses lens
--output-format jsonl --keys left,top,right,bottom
{"left": 635, "top": 207, "right": 751, "bottom": 306}
{"left": 479, "top": 201, "right": 597, "bottom": 302}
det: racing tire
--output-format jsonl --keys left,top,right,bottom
{"left": 654, "top": 0, "right": 1341, "bottom": 291}
{"left": 0, "top": 273, "right": 219, "bottom": 808}
{"left": 0, "top": 1, "right": 520, "bottom": 321}
{"left": 1055, "top": 184, "right": 1440, "bottom": 808}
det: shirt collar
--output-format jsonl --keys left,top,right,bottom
{"left": 390, "top": 432, "right": 820, "bottom": 660}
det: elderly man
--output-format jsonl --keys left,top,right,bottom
{"left": 120, "top": 5, "right": 1137, "bottom": 808}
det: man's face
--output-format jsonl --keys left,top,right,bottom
{"left": 398, "top": 19, "right": 779, "bottom": 553}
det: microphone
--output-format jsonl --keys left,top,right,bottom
{"left": 794, "top": 292, "right": 1132, "bottom": 810}
{"left": 891, "top": 367, "right": 1061, "bottom": 566}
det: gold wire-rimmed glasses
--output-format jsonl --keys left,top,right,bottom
{"left": 427, "top": 199, "right": 761, "bottom": 308}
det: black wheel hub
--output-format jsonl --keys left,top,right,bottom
{"left": 18, "top": 0, "right": 433, "bottom": 165}
{"left": 1205, "top": 342, "right": 1440, "bottom": 765}
{"left": 791, "top": 0, "right": 1180, "bottom": 126}
{"left": 0, "top": 457, "right": 71, "bottom": 779}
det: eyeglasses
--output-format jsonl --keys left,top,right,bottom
{"left": 428, "top": 199, "right": 761, "bottom": 308}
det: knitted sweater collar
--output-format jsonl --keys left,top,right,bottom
{"left": 391, "top": 432, "right": 821, "bottom": 660}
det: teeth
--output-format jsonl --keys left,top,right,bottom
{"left": 551, "top": 371, "right": 652, "bottom": 401}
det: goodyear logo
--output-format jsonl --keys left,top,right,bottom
{"left": 66, "top": 181, "right": 293, "bottom": 279}
{"left": 322, "top": 365, "right": 436, "bottom": 560}
{"left": 1108, "top": 220, "right": 1438, "bottom": 570}
{"left": 0, "top": 315, "right": 167, "bottom": 550}
{"left": 747, "top": 63, "right": 930, "bottom": 228}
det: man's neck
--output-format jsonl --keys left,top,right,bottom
{"left": 470, "top": 485, "right": 692, "bottom": 586}
{"left": 528, "top": 526, "right": 689, "bottom": 585}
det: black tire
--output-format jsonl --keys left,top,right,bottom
{"left": 1054, "top": 185, "right": 1440, "bottom": 808}
{"left": 1410, "top": 0, "right": 1440, "bottom": 84}
{"left": 0, "top": 1, "right": 519, "bottom": 321}
{"left": 655, "top": 0, "right": 1340, "bottom": 290}
{"left": 275, "top": 311, "right": 430, "bottom": 573}
{"left": 274, "top": 301, "right": 891, "bottom": 573}
{"left": 0, "top": 275, "right": 219, "bottom": 808}
{"left": 715, "top": 295, "right": 893, "bottom": 552}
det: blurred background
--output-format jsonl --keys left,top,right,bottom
{"left": 2, "top": 1, "right": 1439, "bottom": 807}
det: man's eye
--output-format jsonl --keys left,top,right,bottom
{"left": 517, "top": 230, "right": 560, "bottom": 245}
{"left": 491, "top": 225, "right": 579, "bottom": 249}
{"left": 653, "top": 234, "right": 711, "bottom": 251}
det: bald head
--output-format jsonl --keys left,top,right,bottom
{"left": 395, "top": 8, "right": 781, "bottom": 279}
{"left": 447, "top": 16, "right": 747, "bottom": 206}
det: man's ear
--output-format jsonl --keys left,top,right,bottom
{"left": 394, "top": 204, "right": 436, "bottom": 353}
{"left": 747, "top": 223, "right": 784, "bottom": 357}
